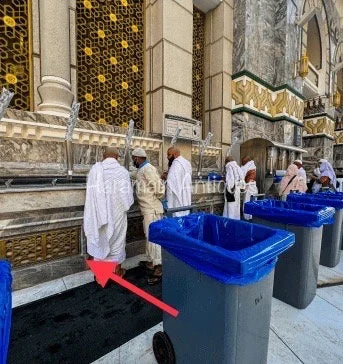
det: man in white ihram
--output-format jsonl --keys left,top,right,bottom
{"left": 165, "top": 147, "right": 192, "bottom": 217}
{"left": 223, "top": 156, "right": 245, "bottom": 220}
{"left": 84, "top": 147, "right": 134, "bottom": 278}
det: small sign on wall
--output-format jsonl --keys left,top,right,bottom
{"left": 163, "top": 114, "right": 202, "bottom": 142}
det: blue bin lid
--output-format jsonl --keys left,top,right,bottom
{"left": 149, "top": 213, "right": 294, "bottom": 285}
{"left": 287, "top": 192, "right": 343, "bottom": 210}
{"left": 244, "top": 199, "right": 335, "bottom": 227}
{"left": 317, "top": 191, "right": 343, "bottom": 199}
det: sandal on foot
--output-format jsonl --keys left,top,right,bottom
{"left": 139, "top": 261, "right": 154, "bottom": 271}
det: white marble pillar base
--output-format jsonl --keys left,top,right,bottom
{"left": 37, "top": 76, "right": 74, "bottom": 116}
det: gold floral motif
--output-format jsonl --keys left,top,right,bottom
{"left": 98, "top": 29, "right": 105, "bottom": 38}
{"left": 3, "top": 15, "right": 16, "bottom": 27}
{"left": 97, "top": 74, "right": 106, "bottom": 83}
{"left": 84, "top": 93, "right": 94, "bottom": 102}
{"left": 77, "top": 0, "right": 144, "bottom": 128}
{"left": 121, "top": 121, "right": 128, "bottom": 128}
{"left": 110, "top": 56, "right": 118, "bottom": 65}
{"left": 1, "top": 2, "right": 31, "bottom": 110}
{"left": 132, "top": 104, "right": 138, "bottom": 112}
{"left": 98, "top": 118, "right": 107, "bottom": 124}
{"left": 5, "top": 73, "right": 18, "bottom": 84}
{"left": 83, "top": 0, "right": 92, "bottom": 9}
{"left": 84, "top": 47, "right": 93, "bottom": 56}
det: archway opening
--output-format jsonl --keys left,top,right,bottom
{"left": 307, "top": 16, "right": 322, "bottom": 70}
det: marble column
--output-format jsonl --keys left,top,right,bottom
{"left": 145, "top": 0, "right": 193, "bottom": 165}
{"left": 204, "top": 0, "right": 233, "bottom": 163}
{"left": 37, "top": 0, "right": 74, "bottom": 115}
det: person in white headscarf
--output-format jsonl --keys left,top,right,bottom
{"left": 294, "top": 159, "right": 307, "bottom": 182}
{"left": 241, "top": 156, "right": 258, "bottom": 220}
{"left": 310, "top": 167, "right": 321, "bottom": 193}
{"left": 279, "top": 163, "right": 307, "bottom": 200}
{"left": 84, "top": 147, "right": 134, "bottom": 277}
{"left": 317, "top": 159, "right": 337, "bottom": 192}
{"left": 223, "top": 156, "right": 245, "bottom": 220}
{"left": 164, "top": 147, "right": 192, "bottom": 217}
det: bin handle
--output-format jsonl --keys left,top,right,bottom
{"left": 164, "top": 205, "right": 198, "bottom": 217}
{"left": 250, "top": 194, "right": 265, "bottom": 201}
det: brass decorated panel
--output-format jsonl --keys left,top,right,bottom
{"left": 304, "top": 117, "right": 335, "bottom": 138}
{"left": 76, "top": 0, "right": 144, "bottom": 128}
{"left": 192, "top": 6, "right": 205, "bottom": 121}
{"left": 0, "top": 0, "right": 32, "bottom": 110}
{"left": 0, "top": 227, "right": 80, "bottom": 267}
{"left": 335, "top": 130, "right": 343, "bottom": 145}
{"left": 232, "top": 78, "right": 304, "bottom": 123}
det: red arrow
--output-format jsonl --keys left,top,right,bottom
{"left": 86, "top": 260, "right": 179, "bottom": 318}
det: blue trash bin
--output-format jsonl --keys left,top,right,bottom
{"left": 288, "top": 192, "right": 343, "bottom": 266}
{"left": 0, "top": 261, "right": 12, "bottom": 364}
{"left": 149, "top": 213, "right": 294, "bottom": 364}
{"left": 316, "top": 192, "right": 343, "bottom": 250}
{"left": 244, "top": 199, "right": 335, "bottom": 308}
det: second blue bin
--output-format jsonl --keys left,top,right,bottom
{"left": 244, "top": 199, "right": 335, "bottom": 308}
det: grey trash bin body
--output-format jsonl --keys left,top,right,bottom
{"left": 149, "top": 214, "right": 294, "bottom": 364}
{"left": 253, "top": 217, "right": 322, "bottom": 309}
{"left": 244, "top": 200, "right": 335, "bottom": 309}
{"left": 162, "top": 249, "right": 274, "bottom": 364}
{"left": 314, "top": 192, "right": 343, "bottom": 252}
{"left": 287, "top": 193, "right": 343, "bottom": 267}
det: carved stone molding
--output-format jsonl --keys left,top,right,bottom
{"left": 232, "top": 72, "right": 304, "bottom": 125}
{"left": 0, "top": 117, "right": 162, "bottom": 151}
{"left": 303, "top": 115, "right": 336, "bottom": 139}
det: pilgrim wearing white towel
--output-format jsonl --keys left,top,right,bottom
{"left": 241, "top": 156, "right": 258, "bottom": 220}
{"left": 84, "top": 147, "right": 134, "bottom": 277}
{"left": 223, "top": 156, "right": 245, "bottom": 220}
{"left": 166, "top": 147, "right": 192, "bottom": 217}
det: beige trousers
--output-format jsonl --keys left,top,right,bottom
{"left": 143, "top": 212, "right": 163, "bottom": 266}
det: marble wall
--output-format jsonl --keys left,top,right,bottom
{"left": 333, "top": 144, "right": 343, "bottom": 170}
{"left": 302, "top": 136, "right": 334, "bottom": 167}
{"left": 233, "top": 0, "right": 288, "bottom": 86}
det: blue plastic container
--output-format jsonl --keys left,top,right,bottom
{"left": 288, "top": 192, "right": 343, "bottom": 266}
{"left": 207, "top": 172, "right": 222, "bottom": 181}
{"left": 0, "top": 261, "right": 12, "bottom": 364}
{"left": 244, "top": 199, "right": 335, "bottom": 227}
{"left": 149, "top": 214, "right": 294, "bottom": 364}
{"left": 150, "top": 213, "right": 294, "bottom": 285}
{"left": 244, "top": 198, "right": 335, "bottom": 308}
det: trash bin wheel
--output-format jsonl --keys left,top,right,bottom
{"left": 152, "top": 331, "right": 175, "bottom": 364}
